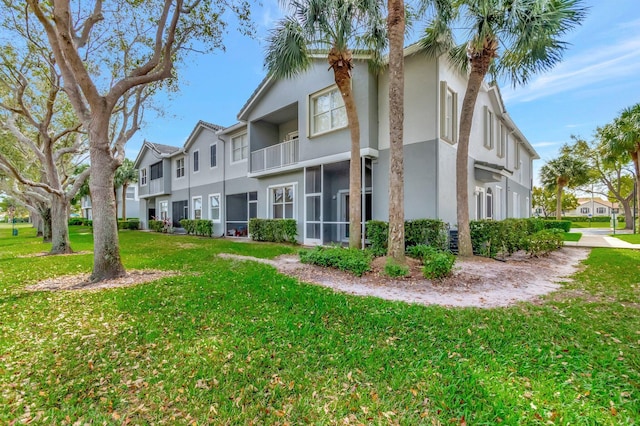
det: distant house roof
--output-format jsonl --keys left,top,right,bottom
{"left": 577, "top": 197, "right": 618, "bottom": 208}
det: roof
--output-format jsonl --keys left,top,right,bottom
{"left": 133, "top": 140, "right": 181, "bottom": 168}
{"left": 183, "top": 120, "right": 225, "bottom": 151}
{"left": 577, "top": 197, "right": 618, "bottom": 208}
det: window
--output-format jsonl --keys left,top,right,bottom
{"left": 126, "top": 187, "right": 136, "bottom": 200}
{"left": 440, "top": 81, "right": 457, "bottom": 143}
{"left": 210, "top": 143, "right": 217, "bottom": 168}
{"left": 484, "top": 107, "right": 494, "bottom": 149}
{"left": 232, "top": 133, "right": 248, "bottom": 163}
{"left": 270, "top": 184, "right": 295, "bottom": 219}
{"left": 597, "top": 207, "right": 606, "bottom": 214}
{"left": 192, "top": 196, "right": 202, "bottom": 220}
{"left": 140, "top": 168, "right": 147, "bottom": 186}
{"left": 150, "top": 161, "right": 163, "bottom": 180}
{"left": 580, "top": 207, "right": 590, "bottom": 214}
{"left": 159, "top": 201, "right": 169, "bottom": 220}
{"left": 498, "top": 123, "right": 507, "bottom": 158}
{"left": 310, "top": 86, "right": 347, "bottom": 136}
{"left": 475, "top": 187, "right": 484, "bottom": 219}
{"left": 193, "top": 150, "right": 200, "bottom": 172}
{"left": 514, "top": 140, "right": 521, "bottom": 169}
{"left": 176, "top": 158, "right": 185, "bottom": 178}
{"left": 209, "top": 194, "right": 221, "bottom": 222}
{"left": 486, "top": 188, "right": 493, "bottom": 219}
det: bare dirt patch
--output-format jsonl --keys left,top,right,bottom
{"left": 218, "top": 248, "right": 590, "bottom": 308}
{"left": 27, "top": 270, "right": 179, "bottom": 292}
{"left": 18, "top": 250, "right": 92, "bottom": 258}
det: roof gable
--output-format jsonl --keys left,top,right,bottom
{"left": 133, "top": 140, "right": 181, "bottom": 168}
{"left": 183, "top": 120, "right": 225, "bottom": 151}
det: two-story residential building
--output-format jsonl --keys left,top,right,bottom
{"left": 81, "top": 184, "right": 140, "bottom": 220}
{"left": 134, "top": 46, "right": 538, "bottom": 244}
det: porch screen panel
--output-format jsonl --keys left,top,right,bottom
{"left": 305, "top": 166, "right": 322, "bottom": 241}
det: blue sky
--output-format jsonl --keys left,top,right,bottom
{"left": 129, "top": 0, "right": 640, "bottom": 185}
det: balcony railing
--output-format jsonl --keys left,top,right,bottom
{"left": 149, "top": 178, "right": 165, "bottom": 195}
{"left": 250, "top": 139, "right": 299, "bottom": 173}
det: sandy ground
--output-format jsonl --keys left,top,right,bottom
{"left": 26, "top": 247, "right": 590, "bottom": 308}
{"left": 219, "top": 247, "right": 590, "bottom": 308}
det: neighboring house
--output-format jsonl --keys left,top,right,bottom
{"left": 565, "top": 197, "right": 618, "bottom": 217}
{"left": 80, "top": 183, "right": 140, "bottom": 220}
{"left": 134, "top": 46, "right": 538, "bottom": 244}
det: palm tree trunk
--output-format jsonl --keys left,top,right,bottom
{"left": 121, "top": 183, "right": 128, "bottom": 221}
{"left": 387, "top": 0, "right": 405, "bottom": 262}
{"left": 555, "top": 183, "right": 564, "bottom": 220}
{"left": 330, "top": 49, "right": 362, "bottom": 249}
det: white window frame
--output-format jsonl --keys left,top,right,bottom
{"left": 580, "top": 207, "right": 590, "bottom": 214}
{"left": 440, "top": 81, "right": 458, "bottom": 144}
{"left": 486, "top": 188, "right": 493, "bottom": 220}
{"left": 484, "top": 107, "right": 494, "bottom": 150}
{"left": 475, "top": 187, "right": 485, "bottom": 220}
{"left": 495, "top": 185, "right": 503, "bottom": 220}
{"left": 193, "top": 150, "right": 200, "bottom": 173}
{"left": 208, "top": 193, "right": 221, "bottom": 223}
{"left": 498, "top": 123, "right": 507, "bottom": 158}
{"left": 209, "top": 143, "right": 217, "bottom": 169}
{"left": 309, "top": 85, "right": 347, "bottom": 137}
{"left": 140, "top": 168, "right": 147, "bottom": 186}
{"left": 192, "top": 196, "right": 202, "bottom": 220}
{"left": 176, "top": 157, "right": 185, "bottom": 179}
{"left": 596, "top": 207, "right": 606, "bottom": 214}
{"left": 231, "top": 132, "right": 248, "bottom": 164}
{"left": 267, "top": 183, "right": 297, "bottom": 219}
{"left": 159, "top": 200, "right": 169, "bottom": 220}
{"left": 514, "top": 140, "right": 521, "bottom": 169}
{"left": 125, "top": 186, "right": 136, "bottom": 200}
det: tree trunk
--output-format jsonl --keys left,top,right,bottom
{"left": 50, "top": 195, "right": 73, "bottom": 254}
{"left": 88, "top": 122, "right": 126, "bottom": 282}
{"left": 37, "top": 206, "right": 52, "bottom": 243}
{"left": 621, "top": 197, "right": 633, "bottom": 230}
{"left": 387, "top": 0, "right": 406, "bottom": 262}
{"left": 330, "top": 48, "right": 361, "bottom": 249}
{"left": 555, "top": 183, "right": 564, "bottom": 220}
{"left": 121, "top": 183, "right": 128, "bottom": 221}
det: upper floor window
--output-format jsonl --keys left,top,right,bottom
{"left": 176, "top": 158, "right": 185, "bottom": 178}
{"left": 440, "top": 81, "right": 457, "bottom": 144}
{"left": 498, "top": 123, "right": 507, "bottom": 158}
{"left": 513, "top": 140, "right": 521, "bottom": 169}
{"left": 484, "top": 107, "right": 494, "bottom": 150}
{"left": 150, "top": 161, "right": 163, "bottom": 180}
{"left": 140, "top": 168, "right": 147, "bottom": 186}
{"left": 210, "top": 143, "right": 217, "bottom": 168}
{"left": 193, "top": 150, "right": 200, "bottom": 172}
{"left": 310, "top": 86, "right": 346, "bottom": 136}
{"left": 232, "top": 133, "right": 248, "bottom": 163}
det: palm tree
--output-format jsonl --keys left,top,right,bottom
{"left": 539, "top": 145, "right": 589, "bottom": 220}
{"left": 601, "top": 103, "right": 640, "bottom": 233}
{"left": 387, "top": 0, "right": 406, "bottom": 262}
{"left": 114, "top": 158, "right": 138, "bottom": 221}
{"left": 419, "top": 0, "right": 586, "bottom": 256}
{"left": 265, "top": 0, "right": 386, "bottom": 249}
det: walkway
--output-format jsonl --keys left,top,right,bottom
{"left": 563, "top": 228, "right": 640, "bottom": 249}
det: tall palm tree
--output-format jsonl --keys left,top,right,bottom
{"left": 601, "top": 103, "right": 640, "bottom": 233}
{"left": 114, "top": 158, "right": 138, "bottom": 221}
{"left": 539, "top": 145, "right": 589, "bottom": 220}
{"left": 387, "top": 0, "right": 406, "bottom": 261}
{"left": 419, "top": 0, "right": 586, "bottom": 256}
{"left": 265, "top": 0, "right": 386, "bottom": 249}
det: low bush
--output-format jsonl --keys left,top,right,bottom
{"left": 68, "top": 218, "right": 87, "bottom": 226}
{"left": 543, "top": 220, "right": 571, "bottom": 233}
{"left": 299, "top": 246, "right": 372, "bottom": 277}
{"left": 422, "top": 250, "right": 455, "bottom": 280}
{"left": 117, "top": 219, "right": 140, "bottom": 230}
{"left": 179, "top": 219, "right": 213, "bottom": 237}
{"left": 406, "top": 244, "right": 438, "bottom": 260}
{"left": 249, "top": 218, "right": 297, "bottom": 243}
{"left": 527, "top": 229, "right": 564, "bottom": 257}
{"left": 148, "top": 220, "right": 168, "bottom": 233}
{"left": 383, "top": 258, "right": 410, "bottom": 278}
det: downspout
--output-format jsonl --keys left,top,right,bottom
{"left": 218, "top": 135, "right": 226, "bottom": 238}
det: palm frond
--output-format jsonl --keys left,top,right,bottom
{"left": 264, "top": 17, "right": 312, "bottom": 79}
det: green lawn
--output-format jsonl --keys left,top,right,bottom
{"left": 1, "top": 224, "right": 639, "bottom": 424}
{"left": 563, "top": 232, "right": 582, "bottom": 242}
{"left": 613, "top": 234, "right": 640, "bottom": 244}
{"left": 569, "top": 221, "right": 626, "bottom": 229}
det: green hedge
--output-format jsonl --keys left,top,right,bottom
{"left": 117, "top": 219, "right": 140, "bottom": 230}
{"left": 366, "top": 219, "right": 448, "bottom": 256}
{"left": 299, "top": 246, "right": 372, "bottom": 276}
{"left": 148, "top": 219, "right": 171, "bottom": 233}
{"left": 179, "top": 219, "right": 213, "bottom": 237}
{"left": 249, "top": 218, "right": 297, "bottom": 243}
{"left": 527, "top": 229, "right": 564, "bottom": 257}
{"left": 68, "top": 218, "right": 90, "bottom": 226}
{"left": 548, "top": 216, "right": 620, "bottom": 223}
{"left": 543, "top": 220, "right": 571, "bottom": 232}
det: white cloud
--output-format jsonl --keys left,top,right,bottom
{"left": 502, "top": 29, "right": 640, "bottom": 103}
{"left": 532, "top": 141, "right": 563, "bottom": 148}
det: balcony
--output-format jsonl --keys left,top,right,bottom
{"left": 250, "top": 139, "right": 299, "bottom": 174}
{"left": 149, "top": 178, "right": 165, "bottom": 195}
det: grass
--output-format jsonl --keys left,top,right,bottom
{"left": 563, "top": 232, "right": 582, "bottom": 242}
{"left": 613, "top": 234, "right": 640, "bottom": 244}
{"left": 570, "top": 221, "right": 625, "bottom": 229}
{"left": 1, "top": 224, "right": 639, "bottom": 424}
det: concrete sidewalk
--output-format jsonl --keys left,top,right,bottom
{"left": 564, "top": 228, "right": 640, "bottom": 249}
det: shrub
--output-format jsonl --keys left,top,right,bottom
{"left": 383, "top": 258, "right": 410, "bottom": 278}
{"left": 249, "top": 218, "right": 297, "bottom": 243}
{"left": 299, "top": 246, "right": 372, "bottom": 277}
{"left": 422, "top": 250, "right": 455, "bottom": 280}
{"left": 117, "top": 219, "right": 140, "bottom": 230}
{"left": 179, "top": 219, "right": 213, "bottom": 237}
{"left": 407, "top": 244, "right": 438, "bottom": 260}
{"left": 148, "top": 220, "right": 165, "bottom": 232}
{"left": 527, "top": 229, "right": 564, "bottom": 257}
{"left": 470, "top": 218, "right": 537, "bottom": 258}
{"left": 366, "top": 219, "right": 448, "bottom": 256}
{"left": 68, "top": 218, "right": 87, "bottom": 226}
{"left": 543, "top": 220, "right": 571, "bottom": 233}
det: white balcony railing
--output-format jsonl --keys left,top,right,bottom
{"left": 250, "top": 139, "right": 299, "bottom": 173}
{"left": 149, "top": 178, "right": 164, "bottom": 195}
